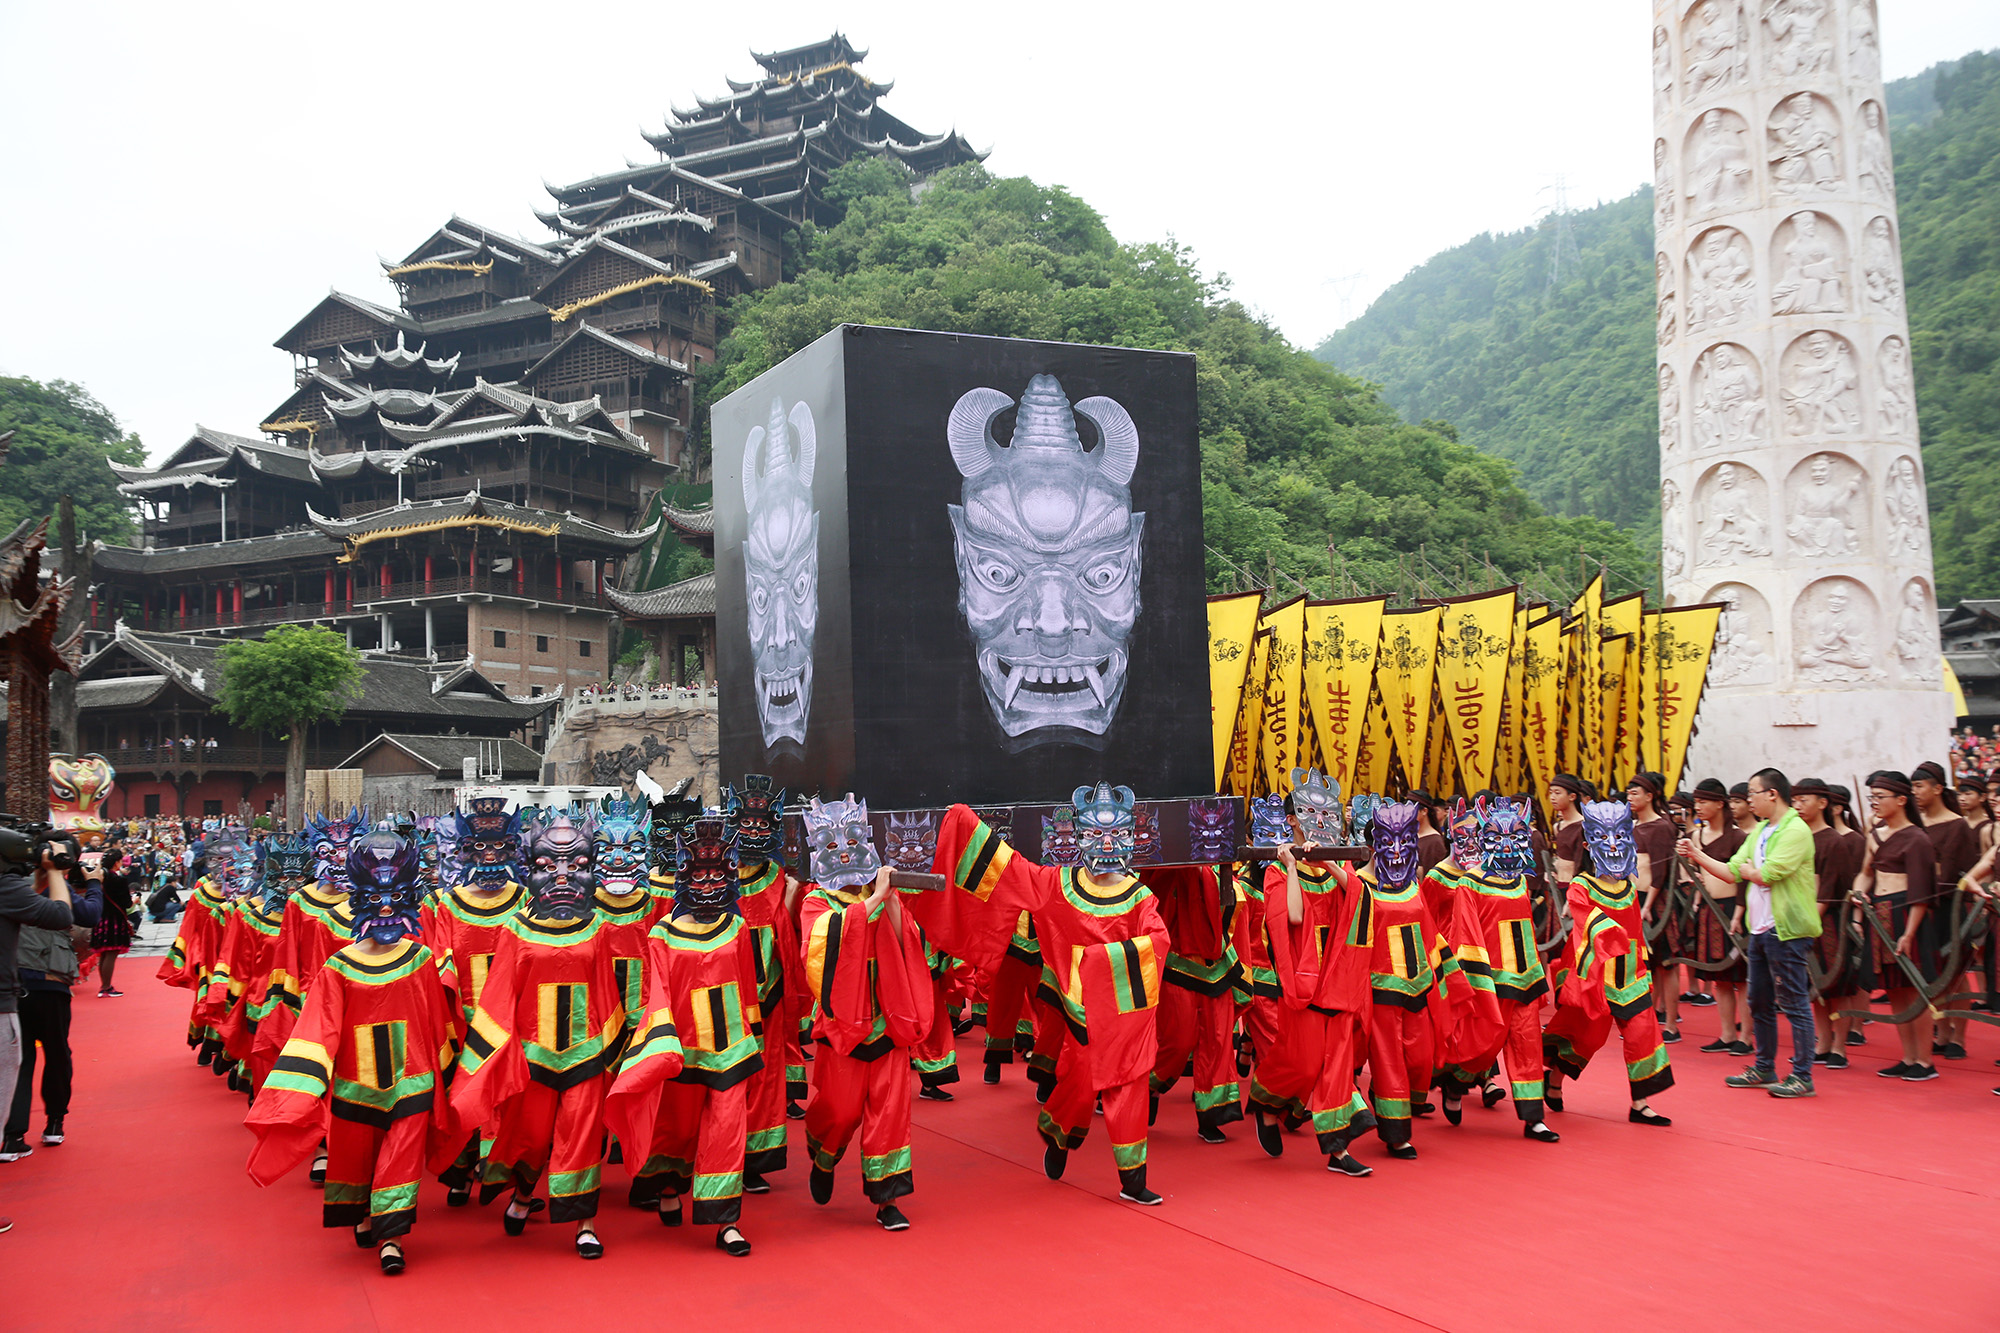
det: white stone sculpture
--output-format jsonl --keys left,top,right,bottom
{"left": 1771, "top": 212, "right": 1845, "bottom": 315}
{"left": 1768, "top": 94, "right": 1842, "bottom": 196}
{"left": 1687, "top": 227, "right": 1756, "bottom": 331}
{"left": 1689, "top": 110, "right": 1756, "bottom": 214}
{"left": 1849, "top": 0, "right": 1882, "bottom": 85}
{"left": 1662, "top": 477, "right": 1682, "bottom": 513}
{"left": 1878, "top": 336, "right": 1915, "bottom": 438}
{"left": 1709, "top": 586, "right": 1776, "bottom": 684}
{"left": 1655, "top": 139, "right": 1676, "bottom": 229}
{"left": 1894, "top": 580, "right": 1940, "bottom": 680}
{"left": 1659, "top": 364, "right": 1682, "bottom": 452}
{"left": 1692, "top": 343, "right": 1768, "bottom": 448}
{"left": 1699, "top": 461, "right": 1772, "bottom": 563}
{"left": 1761, "top": 0, "right": 1833, "bottom": 80}
{"left": 1654, "top": 26, "right": 1676, "bottom": 116}
{"left": 1786, "top": 454, "right": 1862, "bottom": 557}
{"left": 1782, "top": 331, "right": 1862, "bottom": 436}
{"left": 1796, "top": 581, "right": 1879, "bottom": 681}
{"left": 1857, "top": 102, "right": 1894, "bottom": 200}
{"left": 1683, "top": 0, "right": 1749, "bottom": 100}
{"left": 1862, "top": 217, "right": 1904, "bottom": 315}
{"left": 1884, "top": 455, "right": 1928, "bottom": 556}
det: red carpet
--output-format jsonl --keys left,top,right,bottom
{"left": 6, "top": 979, "right": 2000, "bottom": 1332}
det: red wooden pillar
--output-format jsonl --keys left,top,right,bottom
{"left": 324, "top": 570, "right": 335, "bottom": 609}
{"left": 380, "top": 563, "right": 392, "bottom": 596}
{"left": 214, "top": 586, "right": 224, "bottom": 617}
{"left": 345, "top": 572, "right": 354, "bottom": 606}
{"left": 88, "top": 593, "right": 97, "bottom": 627}
{"left": 178, "top": 589, "right": 187, "bottom": 620}
{"left": 514, "top": 556, "right": 524, "bottom": 597}
{"left": 232, "top": 582, "right": 243, "bottom": 620}
{"left": 555, "top": 557, "right": 564, "bottom": 599}
{"left": 423, "top": 554, "right": 433, "bottom": 594}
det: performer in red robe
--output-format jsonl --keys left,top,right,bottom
{"left": 246, "top": 827, "right": 460, "bottom": 1275}
{"left": 159, "top": 834, "right": 249, "bottom": 1064}
{"left": 1230, "top": 795, "right": 1292, "bottom": 1082}
{"left": 1145, "top": 864, "right": 1242, "bottom": 1141}
{"left": 978, "top": 910, "right": 1044, "bottom": 1084}
{"left": 204, "top": 834, "right": 310, "bottom": 1093}
{"left": 726, "top": 775, "right": 801, "bottom": 1187}
{"left": 799, "top": 796, "right": 931, "bottom": 1230}
{"left": 605, "top": 816, "right": 761, "bottom": 1257}
{"left": 925, "top": 783, "right": 1170, "bottom": 1205}
{"left": 452, "top": 811, "right": 626, "bottom": 1259}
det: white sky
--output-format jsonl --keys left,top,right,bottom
{"left": 2, "top": 1, "right": 1996, "bottom": 459}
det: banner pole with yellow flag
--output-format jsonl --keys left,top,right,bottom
{"left": 1432, "top": 588, "right": 1518, "bottom": 798}
{"left": 1257, "top": 595, "right": 1309, "bottom": 797}
{"left": 1302, "top": 596, "right": 1386, "bottom": 796}
{"left": 1651, "top": 603, "right": 1724, "bottom": 794}
{"left": 1569, "top": 577, "right": 1604, "bottom": 787}
{"left": 1229, "top": 627, "right": 1273, "bottom": 797}
{"left": 1206, "top": 591, "right": 1265, "bottom": 791}
{"left": 1377, "top": 605, "right": 1443, "bottom": 793}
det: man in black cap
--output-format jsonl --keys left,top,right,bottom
{"left": 1546, "top": 775, "right": 1592, "bottom": 885}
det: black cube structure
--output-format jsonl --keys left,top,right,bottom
{"left": 713, "top": 324, "right": 1208, "bottom": 808}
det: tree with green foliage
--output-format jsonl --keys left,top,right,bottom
{"left": 215, "top": 626, "right": 366, "bottom": 828}
{"left": 1319, "top": 51, "right": 2000, "bottom": 602}
{"left": 0, "top": 377, "right": 144, "bottom": 542}
{"left": 697, "top": 158, "right": 1650, "bottom": 604}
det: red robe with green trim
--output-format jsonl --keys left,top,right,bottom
{"left": 157, "top": 879, "right": 229, "bottom": 993}
{"left": 202, "top": 900, "right": 286, "bottom": 1069}
{"left": 249, "top": 887, "right": 355, "bottom": 1079}
{"left": 449, "top": 912, "right": 628, "bottom": 1129}
{"left": 605, "top": 913, "right": 769, "bottom": 1162}
{"left": 426, "top": 882, "right": 526, "bottom": 1043}
{"left": 1259, "top": 863, "right": 1372, "bottom": 1015}
{"left": 1437, "top": 872, "right": 1542, "bottom": 1071}
{"left": 593, "top": 886, "right": 659, "bottom": 1040}
{"left": 798, "top": 884, "right": 932, "bottom": 1059}
{"left": 925, "top": 806, "right": 1169, "bottom": 1090}
{"left": 245, "top": 939, "right": 462, "bottom": 1184}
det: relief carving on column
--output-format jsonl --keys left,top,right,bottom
{"left": 1768, "top": 93, "right": 1843, "bottom": 196}
{"left": 1686, "top": 227, "right": 1756, "bottom": 333}
{"left": 1659, "top": 364, "right": 1683, "bottom": 453}
{"left": 1861, "top": 216, "right": 1904, "bottom": 315}
{"left": 1654, "top": 26, "right": 1678, "bottom": 116}
{"left": 1893, "top": 578, "right": 1941, "bottom": 681}
{"left": 1877, "top": 336, "right": 1916, "bottom": 438}
{"left": 1682, "top": 0, "right": 1750, "bottom": 101}
{"left": 1770, "top": 211, "right": 1847, "bottom": 314}
{"left": 1696, "top": 460, "right": 1773, "bottom": 564}
{"left": 1884, "top": 454, "right": 1929, "bottom": 556}
{"left": 1691, "top": 342, "right": 1769, "bottom": 449}
{"left": 1848, "top": 0, "right": 1882, "bottom": 85}
{"left": 1856, "top": 101, "right": 1894, "bottom": 199}
{"left": 1661, "top": 478, "right": 1687, "bottom": 579}
{"left": 1657, "top": 254, "right": 1679, "bottom": 345}
{"left": 1760, "top": 0, "right": 1834, "bottom": 80}
{"left": 1793, "top": 576, "right": 1882, "bottom": 681}
{"left": 1654, "top": 139, "right": 1676, "bottom": 229}
{"left": 1784, "top": 451, "right": 1865, "bottom": 557}
{"left": 1705, "top": 582, "right": 1777, "bottom": 684}
{"left": 1780, "top": 330, "right": 1863, "bottom": 437}
{"left": 1686, "top": 109, "right": 1757, "bottom": 215}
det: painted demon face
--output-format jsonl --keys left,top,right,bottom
{"left": 1041, "top": 806, "right": 1082, "bottom": 868}
{"left": 525, "top": 811, "right": 596, "bottom": 920}
{"left": 883, "top": 810, "right": 938, "bottom": 872}
{"left": 803, "top": 795, "right": 882, "bottom": 894}
{"left": 1447, "top": 798, "right": 1482, "bottom": 871}
{"left": 1188, "top": 798, "right": 1236, "bottom": 862}
{"left": 1477, "top": 796, "right": 1537, "bottom": 880}
{"left": 673, "top": 817, "right": 739, "bottom": 920}
{"left": 262, "top": 833, "right": 312, "bottom": 913}
{"left": 726, "top": 774, "right": 785, "bottom": 862}
{"left": 948, "top": 374, "right": 1145, "bottom": 744}
{"left": 1349, "top": 794, "right": 1384, "bottom": 845}
{"left": 742, "top": 396, "right": 819, "bottom": 750}
{"left": 1289, "top": 767, "right": 1346, "bottom": 845}
{"left": 1072, "top": 782, "right": 1138, "bottom": 875}
{"left": 453, "top": 797, "right": 523, "bottom": 889}
{"left": 346, "top": 827, "right": 424, "bottom": 944}
{"left": 1132, "top": 807, "right": 1161, "bottom": 866}
{"left": 649, "top": 794, "right": 701, "bottom": 872}
{"left": 204, "top": 832, "right": 258, "bottom": 900}
{"left": 592, "top": 797, "right": 651, "bottom": 897}
{"left": 1581, "top": 799, "right": 1638, "bottom": 880}
{"left": 307, "top": 807, "right": 368, "bottom": 889}
{"left": 1371, "top": 802, "right": 1422, "bottom": 890}
{"left": 1247, "top": 794, "right": 1290, "bottom": 849}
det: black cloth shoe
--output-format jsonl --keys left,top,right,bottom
{"left": 786, "top": 1100, "right": 807, "bottom": 1121}
{"left": 575, "top": 1227, "right": 603, "bottom": 1260}
{"left": 1234, "top": 1031, "right": 1254, "bottom": 1078}
{"left": 353, "top": 1223, "right": 375, "bottom": 1249}
{"left": 1197, "top": 1125, "right": 1227, "bottom": 1144}
{"left": 1660, "top": 1028, "right": 1683, "bottom": 1045}
{"left": 876, "top": 1205, "right": 911, "bottom": 1231}
{"left": 40, "top": 1118, "right": 63, "bottom": 1147}
{"left": 378, "top": 1242, "right": 405, "bottom": 1276}
{"left": 1845, "top": 1031, "right": 1867, "bottom": 1046}
{"left": 918, "top": 1085, "right": 954, "bottom": 1102}
{"left": 1940, "top": 1042, "right": 1968, "bottom": 1061}
{"left": 1902, "top": 1064, "right": 1941, "bottom": 1082}
{"left": 1441, "top": 1096, "right": 1462, "bottom": 1126}
{"left": 1689, "top": 993, "right": 1717, "bottom": 1007}
{"left": 1385, "top": 1143, "right": 1418, "bottom": 1161}
{"left": 1118, "top": 1166, "right": 1162, "bottom": 1205}
{"left": 1545, "top": 1088, "right": 1564, "bottom": 1113}
{"left": 715, "top": 1225, "right": 752, "bottom": 1256}
{"left": 743, "top": 1171, "right": 771, "bottom": 1194}
{"left": 809, "top": 1165, "right": 834, "bottom": 1205}
{"left": 1876, "top": 1061, "right": 1913, "bottom": 1078}
{"left": 1727, "top": 1040, "right": 1753, "bottom": 1056}
{"left": 1524, "top": 1121, "right": 1561, "bottom": 1143}
{"left": 1820, "top": 1051, "right": 1849, "bottom": 1070}
{"left": 445, "top": 1185, "right": 470, "bottom": 1207}
{"left": 1481, "top": 1083, "right": 1506, "bottom": 1109}
{"left": 1700, "top": 1038, "right": 1735, "bottom": 1053}
{"left": 1043, "top": 1145, "right": 1068, "bottom": 1180}
{"left": 1413, "top": 1100, "right": 1436, "bottom": 1117}
{"left": 502, "top": 1197, "right": 544, "bottom": 1237}
{"left": 1327, "top": 1152, "right": 1373, "bottom": 1176}
{"left": 1254, "top": 1111, "right": 1283, "bottom": 1158}
{"left": 658, "top": 1197, "right": 682, "bottom": 1227}
{"left": 983, "top": 1055, "right": 1002, "bottom": 1085}
{"left": 1628, "top": 1107, "right": 1672, "bottom": 1126}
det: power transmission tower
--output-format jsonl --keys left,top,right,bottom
{"left": 1537, "top": 176, "right": 1583, "bottom": 295}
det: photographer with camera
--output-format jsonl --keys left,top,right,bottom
{"left": 0, "top": 827, "right": 83, "bottom": 1233}
{"left": 1, "top": 830, "right": 100, "bottom": 1173}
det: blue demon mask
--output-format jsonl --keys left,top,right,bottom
{"left": 452, "top": 797, "right": 523, "bottom": 890}
{"left": 1072, "top": 782, "right": 1138, "bottom": 875}
{"left": 261, "top": 832, "right": 311, "bottom": 913}
{"left": 1476, "top": 796, "right": 1537, "bottom": 880}
{"left": 1247, "top": 794, "right": 1290, "bottom": 850}
{"left": 593, "top": 797, "right": 651, "bottom": 898}
{"left": 1581, "top": 799, "right": 1637, "bottom": 880}
{"left": 204, "top": 830, "right": 259, "bottom": 901}
{"left": 346, "top": 826, "right": 424, "bottom": 944}
{"left": 306, "top": 807, "right": 369, "bottom": 891}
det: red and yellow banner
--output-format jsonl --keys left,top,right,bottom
{"left": 1258, "top": 596, "right": 1308, "bottom": 797}
{"left": 1228, "top": 628, "right": 1272, "bottom": 797}
{"left": 1651, "top": 604, "right": 1723, "bottom": 793}
{"left": 1302, "top": 596, "right": 1385, "bottom": 794}
{"left": 1377, "top": 606, "right": 1442, "bottom": 788}
{"left": 1432, "top": 589, "right": 1517, "bottom": 796}
{"left": 1206, "top": 591, "right": 1264, "bottom": 790}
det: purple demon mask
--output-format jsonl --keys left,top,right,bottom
{"left": 524, "top": 810, "right": 596, "bottom": 920}
{"left": 1370, "top": 801, "right": 1422, "bottom": 890}
{"left": 307, "top": 807, "right": 368, "bottom": 891}
{"left": 593, "top": 797, "right": 651, "bottom": 898}
{"left": 1477, "top": 795, "right": 1537, "bottom": 880}
{"left": 1447, "top": 798, "right": 1482, "bottom": 871}
{"left": 742, "top": 396, "right": 818, "bottom": 750}
{"left": 1187, "top": 798, "right": 1236, "bottom": 862}
{"left": 347, "top": 826, "right": 425, "bottom": 944}
{"left": 1581, "top": 799, "right": 1638, "bottom": 880}
{"left": 884, "top": 810, "right": 939, "bottom": 872}
{"left": 674, "top": 817, "right": 740, "bottom": 921}
{"left": 1072, "top": 782, "right": 1138, "bottom": 875}
{"left": 947, "top": 374, "right": 1144, "bottom": 745}
{"left": 802, "top": 795, "right": 882, "bottom": 894}
{"left": 1248, "top": 794, "right": 1290, "bottom": 849}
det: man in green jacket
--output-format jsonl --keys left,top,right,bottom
{"left": 1678, "top": 768, "right": 1821, "bottom": 1099}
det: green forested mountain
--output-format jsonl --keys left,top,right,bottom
{"left": 698, "top": 160, "right": 1650, "bottom": 601}
{"left": 1317, "top": 52, "right": 2000, "bottom": 600}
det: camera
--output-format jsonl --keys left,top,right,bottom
{"left": 0, "top": 813, "right": 80, "bottom": 872}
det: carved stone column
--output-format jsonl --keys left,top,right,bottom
{"left": 1655, "top": 0, "right": 1950, "bottom": 781}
